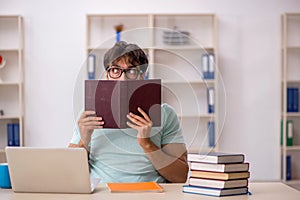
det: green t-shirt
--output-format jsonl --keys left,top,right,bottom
{"left": 70, "top": 103, "right": 185, "bottom": 183}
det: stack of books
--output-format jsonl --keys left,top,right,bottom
{"left": 7, "top": 123, "right": 20, "bottom": 146}
{"left": 162, "top": 28, "right": 190, "bottom": 45}
{"left": 183, "top": 152, "right": 250, "bottom": 197}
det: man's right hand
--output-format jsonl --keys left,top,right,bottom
{"left": 78, "top": 111, "right": 104, "bottom": 149}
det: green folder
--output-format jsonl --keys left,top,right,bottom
{"left": 280, "top": 120, "right": 293, "bottom": 146}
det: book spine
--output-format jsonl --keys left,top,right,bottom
{"left": 286, "top": 120, "right": 293, "bottom": 146}
{"left": 87, "top": 54, "right": 96, "bottom": 80}
{"left": 207, "top": 88, "right": 214, "bottom": 113}
{"left": 286, "top": 155, "right": 292, "bottom": 181}
{"left": 208, "top": 53, "right": 215, "bottom": 79}
{"left": 13, "top": 123, "right": 20, "bottom": 146}
{"left": 280, "top": 120, "right": 283, "bottom": 146}
{"left": 202, "top": 54, "right": 209, "bottom": 79}
{"left": 293, "top": 88, "right": 299, "bottom": 112}
{"left": 7, "top": 123, "right": 14, "bottom": 146}
{"left": 287, "top": 88, "right": 293, "bottom": 112}
{"left": 208, "top": 121, "right": 215, "bottom": 147}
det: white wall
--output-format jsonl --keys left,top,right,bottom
{"left": 1, "top": 0, "right": 300, "bottom": 181}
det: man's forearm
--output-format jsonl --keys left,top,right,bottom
{"left": 141, "top": 141, "right": 188, "bottom": 183}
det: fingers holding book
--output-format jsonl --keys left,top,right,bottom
{"left": 126, "top": 107, "right": 153, "bottom": 144}
{"left": 78, "top": 111, "right": 104, "bottom": 145}
{"left": 79, "top": 111, "right": 104, "bottom": 129}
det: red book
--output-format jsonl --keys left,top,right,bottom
{"left": 85, "top": 79, "right": 161, "bottom": 128}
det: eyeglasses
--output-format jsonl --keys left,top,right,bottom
{"left": 106, "top": 65, "right": 144, "bottom": 80}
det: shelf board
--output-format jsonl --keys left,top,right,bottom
{"left": 0, "top": 116, "right": 20, "bottom": 120}
{"left": 284, "top": 180, "right": 300, "bottom": 185}
{"left": 87, "top": 47, "right": 154, "bottom": 51}
{"left": 284, "top": 112, "right": 300, "bottom": 117}
{"left": 162, "top": 80, "right": 215, "bottom": 85}
{"left": 287, "top": 80, "right": 300, "bottom": 83}
{"left": 178, "top": 114, "right": 215, "bottom": 118}
{"left": 152, "top": 46, "right": 214, "bottom": 51}
{"left": 286, "top": 46, "right": 300, "bottom": 49}
{"left": 0, "top": 82, "right": 20, "bottom": 86}
{"left": 87, "top": 13, "right": 149, "bottom": 17}
{"left": 0, "top": 48, "right": 20, "bottom": 52}
{"left": 88, "top": 46, "right": 214, "bottom": 51}
{"left": 286, "top": 146, "right": 300, "bottom": 151}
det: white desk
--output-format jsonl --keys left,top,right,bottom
{"left": 0, "top": 182, "right": 299, "bottom": 200}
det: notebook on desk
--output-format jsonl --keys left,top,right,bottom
{"left": 5, "top": 147, "right": 100, "bottom": 194}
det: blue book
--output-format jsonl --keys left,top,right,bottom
{"left": 183, "top": 185, "right": 248, "bottom": 197}
{"left": 286, "top": 155, "right": 292, "bottom": 180}
{"left": 87, "top": 54, "right": 96, "bottom": 80}
{"left": 207, "top": 88, "right": 214, "bottom": 113}
{"left": 13, "top": 123, "right": 20, "bottom": 146}
{"left": 201, "top": 54, "right": 209, "bottom": 79}
{"left": 287, "top": 88, "right": 294, "bottom": 112}
{"left": 208, "top": 121, "right": 215, "bottom": 147}
{"left": 208, "top": 53, "right": 215, "bottom": 79}
{"left": 7, "top": 123, "right": 14, "bottom": 146}
{"left": 293, "top": 88, "right": 299, "bottom": 112}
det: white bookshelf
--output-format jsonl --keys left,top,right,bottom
{"left": 0, "top": 15, "right": 24, "bottom": 162}
{"left": 281, "top": 13, "right": 300, "bottom": 182}
{"left": 85, "top": 14, "right": 220, "bottom": 152}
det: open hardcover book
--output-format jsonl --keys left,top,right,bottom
{"left": 106, "top": 182, "right": 164, "bottom": 193}
{"left": 85, "top": 79, "right": 161, "bottom": 128}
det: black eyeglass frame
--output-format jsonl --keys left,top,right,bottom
{"left": 106, "top": 65, "right": 147, "bottom": 80}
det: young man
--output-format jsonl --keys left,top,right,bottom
{"left": 69, "top": 41, "right": 188, "bottom": 183}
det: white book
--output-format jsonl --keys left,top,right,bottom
{"left": 190, "top": 162, "right": 249, "bottom": 172}
{"left": 208, "top": 53, "right": 215, "bottom": 73}
{"left": 202, "top": 54, "right": 209, "bottom": 72}
{"left": 188, "top": 152, "right": 245, "bottom": 164}
{"left": 188, "top": 178, "right": 248, "bottom": 189}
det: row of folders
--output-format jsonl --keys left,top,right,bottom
{"left": 7, "top": 123, "right": 20, "bottom": 147}
{"left": 287, "top": 87, "right": 299, "bottom": 112}
{"left": 87, "top": 53, "right": 216, "bottom": 80}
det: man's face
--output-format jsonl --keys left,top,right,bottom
{"left": 106, "top": 59, "right": 145, "bottom": 80}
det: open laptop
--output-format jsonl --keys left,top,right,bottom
{"left": 5, "top": 147, "right": 100, "bottom": 193}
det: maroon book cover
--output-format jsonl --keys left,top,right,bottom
{"left": 85, "top": 79, "right": 161, "bottom": 129}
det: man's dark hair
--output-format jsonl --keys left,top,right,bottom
{"left": 103, "top": 41, "right": 148, "bottom": 71}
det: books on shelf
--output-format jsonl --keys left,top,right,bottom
{"left": 87, "top": 54, "right": 96, "bottom": 80}
{"left": 208, "top": 121, "right": 215, "bottom": 148}
{"left": 7, "top": 123, "right": 20, "bottom": 146}
{"left": 182, "top": 185, "right": 248, "bottom": 197}
{"left": 287, "top": 87, "right": 299, "bottom": 112}
{"left": 85, "top": 79, "right": 161, "bottom": 128}
{"left": 184, "top": 152, "right": 249, "bottom": 197}
{"left": 280, "top": 120, "right": 293, "bottom": 146}
{"left": 207, "top": 88, "right": 214, "bottom": 113}
{"left": 201, "top": 53, "right": 215, "bottom": 80}
{"left": 286, "top": 155, "right": 292, "bottom": 181}
{"left": 162, "top": 29, "right": 190, "bottom": 45}
{"left": 106, "top": 182, "right": 164, "bottom": 193}
{"left": 188, "top": 152, "right": 245, "bottom": 164}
